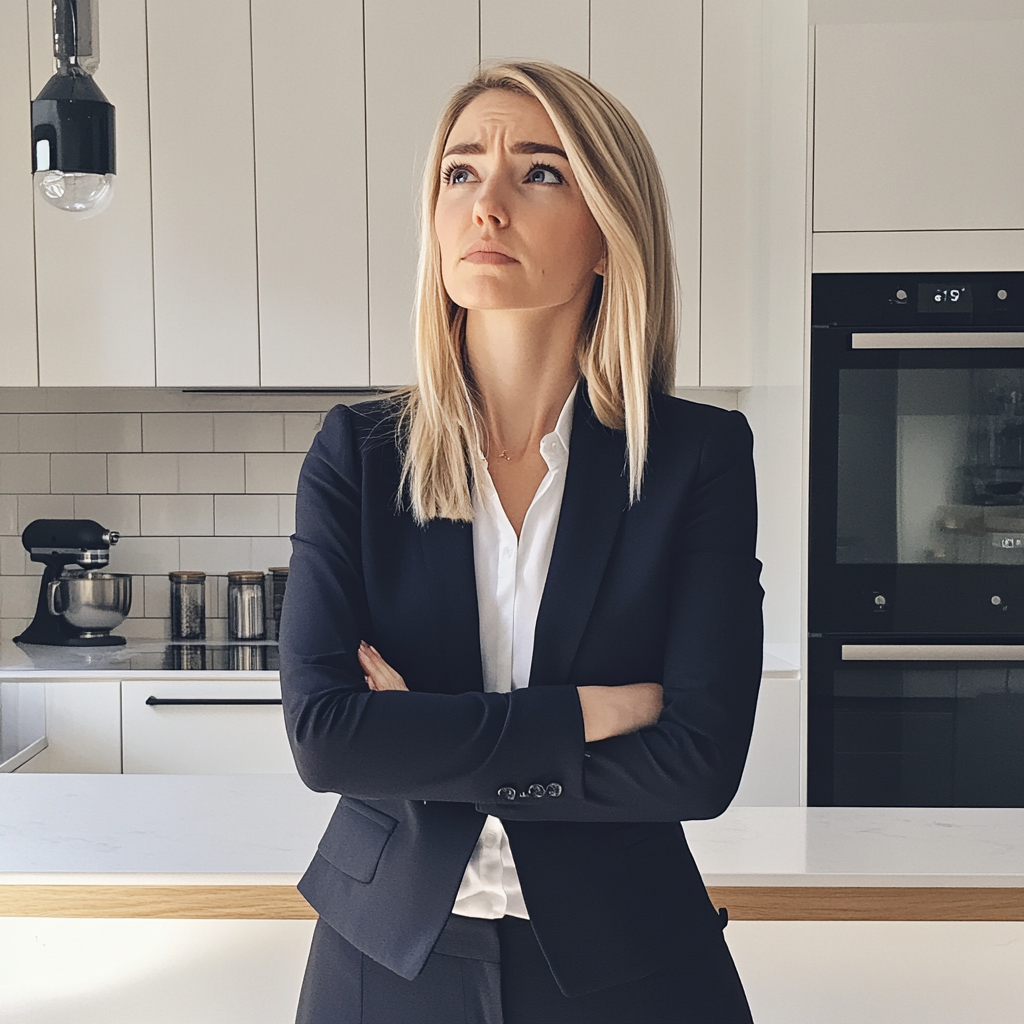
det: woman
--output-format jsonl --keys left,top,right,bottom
{"left": 280, "top": 60, "right": 763, "bottom": 1023}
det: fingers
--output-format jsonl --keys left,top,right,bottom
{"left": 358, "top": 641, "right": 409, "bottom": 691}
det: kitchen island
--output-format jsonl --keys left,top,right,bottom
{"left": 2, "top": 775, "right": 1023, "bottom": 1024}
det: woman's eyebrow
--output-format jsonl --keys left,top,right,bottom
{"left": 441, "top": 140, "right": 568, "bottom": 160}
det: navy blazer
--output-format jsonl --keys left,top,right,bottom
{"left": 278, "top": 385, "right": 763, "bottom": 998}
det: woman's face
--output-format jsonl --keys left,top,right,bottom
{"left": 434, "top": 90, "right": 605, "bottom": 315}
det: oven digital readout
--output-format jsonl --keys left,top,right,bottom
{"left": 917, "top": 283, "right": 973, "bottom": 313}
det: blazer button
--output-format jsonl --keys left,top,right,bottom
{"left": 497, "top": 786, "right": 517, "bottom": 802}
{"left": 527, "top": 784, "right": 545, "bottom": 798}
{"left": 546, "top": 783, "right": 563, "bottom": 798}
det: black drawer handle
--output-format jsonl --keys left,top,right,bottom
{"left": 145, "top": 697, "right": 283, "bottom": 706}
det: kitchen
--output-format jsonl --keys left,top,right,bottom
{"left": 1, "top": 1, "right": 1023, "bottom": 1021}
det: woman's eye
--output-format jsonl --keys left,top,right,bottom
{"left": 442, "top": 164, "right": 476, "bottom": 185}
{"left": 525, "top": 164, "right": 563, "bottom": 185}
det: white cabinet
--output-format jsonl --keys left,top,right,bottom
{"left": 147, "top": 0, "right": 260, "bottom": 387}
{"left": 364, "top": 0, "right": 479, "bottom": 387}
{"left": 16, "top": 681, "right": 122, "bottom": 774}
{"left": 251, "top": 0, "right": 369, "bottom": 388}
{"left": 480, "top": 0, "right": 589, "bottom": 74}
{"left": 0, "top": 0, "right": 37, "bottom": 387}
{"left": 731, "top": 676, "right": 802, "bottom": 807}
{"left": 121, "top": 678, "right": 295, "bottom": 774}
{"left": 591, "top": 0, "right": 702, "bottom": 387}
{"left": 814, "top": 18, "right": 1024, "bottom": 233}
{"left": 27, "top": 0, "right": 156, "bottom": 387}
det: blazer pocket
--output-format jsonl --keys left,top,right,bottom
{"left": 317, "top": 798, "right": 398, "bottom": 883}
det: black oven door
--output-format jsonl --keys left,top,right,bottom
{"left": 810, "top": 326, "right": 1024, "bottom": 635}
{"left": 808, "top": 638, "right": 1024, "bottom": 807}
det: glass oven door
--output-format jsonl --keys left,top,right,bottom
{"left": 809, "top": 639, "right": 1024, "bottom": 806}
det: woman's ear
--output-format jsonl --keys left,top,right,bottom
{"left": 594, "top": 251, "right": 607, "bottom": 277}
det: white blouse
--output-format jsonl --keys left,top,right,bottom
{"left": 451, "top": 383, "right": 577, "bottom": 921}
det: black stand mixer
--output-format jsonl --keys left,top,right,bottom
{"left": 14, "top": 519, "right": 129, "bottom": 647}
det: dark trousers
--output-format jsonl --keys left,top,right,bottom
{"left": 296, "top": 914, "right": 754, "bottom": 1024}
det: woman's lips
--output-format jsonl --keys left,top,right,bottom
{"left": 463, "top": 250, "right": 518, "bottom": 265}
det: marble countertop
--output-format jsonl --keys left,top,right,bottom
{"left": 1, "top": 774, "right": 1020, "bottom": 888}
{"left": 0, "top": 638, "right": 280, "bottom": 679}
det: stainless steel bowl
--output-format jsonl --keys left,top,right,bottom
{"left": 47, "top": 572, "right": 132, "bottom": 638}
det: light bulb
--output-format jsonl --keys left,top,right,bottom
{"left": 34, "top": 170, "right": 113, "bottom": 217}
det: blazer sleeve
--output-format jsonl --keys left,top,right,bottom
{"left": 278, "top": 404, "right": 587, "bottom": 802}
{"left": 482, "top": 409, "right": 764, "bottom": 823}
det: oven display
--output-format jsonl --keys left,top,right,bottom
{"left": 918, "top": 283, "right": 973, "bottom": 313}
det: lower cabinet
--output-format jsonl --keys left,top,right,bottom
{"left": 121, "top": 679, "right": 295, "bottom": 774}
{"left": 15, "top": 681, "right": 122, "bottom": 774}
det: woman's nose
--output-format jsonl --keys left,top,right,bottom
{"left": 472, "top": 178, "right": 510, "bottom": 229}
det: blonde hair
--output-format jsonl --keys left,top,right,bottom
{"left": 398, "top": 60, "right": 676, "bottom": 523}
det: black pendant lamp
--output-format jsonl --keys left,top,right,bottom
{"left": 31, "top": 0, "right": 116, "bottom": 217}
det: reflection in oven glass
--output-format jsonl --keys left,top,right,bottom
{"left": 838, "top": 367, "right": 1024, "bottom": 564}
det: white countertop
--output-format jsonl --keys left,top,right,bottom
{"left": 0, "top": 638, "right": 279, "bottom": 679}
{"left": 0, "top": 638, "right": 799, "bottom": 681}
{"left": 1, "top": 774, "right": 1020, "bottom": 888}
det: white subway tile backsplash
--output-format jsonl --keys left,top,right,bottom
{"left": 143, "top": 573, "right": 172, "bottom": 619}
{"left": 76, "top": 413, "right": 142, "bottom": 453}
{"left": 245, "top": 452, "right": 304, "bottom": 493}
{"left": 215, "top": 494, "right": 279, "bottom": 536}
{"left": 0, "top": 575, "right": 42, "bottom": 619}
{"left": 107, "top": 453, "right": 179, "bottom": 493}
{"left": 179, "top": 536, "right": 254, "bottom": 576}
{"left": 73, "top": 494, "right": 142, "bottom": 536}
{"left": 0, "top": 537, "right": 30, "bottom": 575}
{"left": 0, "top": 493, "right": 18, "bottom": 535}
{"left": 119, "top": 616, "right": 171, "bottom": 639}
{"left": 214, "top": 413, "right": 285, "bottom": 453}
{"left": 17, "top": 494, "right": 74, "bottom": 531}
{"left": 0, "top": 618, "right": 32, "bottom": 642}
{"left": 0, "top": 415, "right": 19, "bottom": 452}
{"left": 141, "top": 494, "right": 214, "bottom": 536}
{"left": 178, "top": 453, "right": 245, "bottom": 494}
{"left": 18, "top": 414, "right": 76, "bottom": 452}
{"left": 251, "top": 536, "right": 292, "bottom": 572}
{"left": 51, "top": 454, "right": 108, "bottom": 494}
{"left": 143, "top": 412, "right": 214, "bottom": 452}
{"left": 110, "top": 536, "right": 179, "bottom": 576}
{"left": 0, "top": 454, "right": 51, "bottom": 494}
{"left": 0, "top": 401, "right": 346, "bottom": 639}
{"left": 284, "top": 413, "right": 322, "bottom": 452}
{"left": 278, "top": 494, "right": 296, "bottom": 536}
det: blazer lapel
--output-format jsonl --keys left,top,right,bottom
{"left": 418, "top": 517, "right": 484, "bottom": 692}
{"left": 529, "top": 387, "right": 629, "bottom": 688}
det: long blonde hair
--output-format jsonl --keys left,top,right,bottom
{"left": 398, "top": 60, "right": 676, "bottom": 523}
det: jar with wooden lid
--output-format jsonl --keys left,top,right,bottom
{"left": 169, "top": 570, "right": 206, "bottom": 641}
{"left": 227, "top": 570, "right": 265, "bottom": 640}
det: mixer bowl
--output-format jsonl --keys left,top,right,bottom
{"left": 48, "top": 572, "right": 132, "bottom": 637}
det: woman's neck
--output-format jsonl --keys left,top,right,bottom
{"left": 465, "top": 305, "right": 581, "bottom": 457}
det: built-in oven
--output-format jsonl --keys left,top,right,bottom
{"left": 808, "top": 272, "right": 1024, "bottom": 806}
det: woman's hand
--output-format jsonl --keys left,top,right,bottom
{"left": 577, "top": 683, "right": 663, "bottom": 743}
{"left": 358, "top": 641, "right": 409, "bottom": 691}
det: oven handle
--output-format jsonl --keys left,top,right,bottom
{"left": 851, "top": 331, "right": 1024, "bottom": 350}
{"left": 842, "top": 644, "right": 1024, "bottom": 661}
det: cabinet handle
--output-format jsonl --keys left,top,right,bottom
{"left": 145, "top": 697, "right": 282, "bottom": 706}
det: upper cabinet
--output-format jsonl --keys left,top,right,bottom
{"left": 29, "top": 0, "right": 156, "bottom": 387}
{"left": 252, "top": 0, "right": 369, "bottom": 388}
{"left": 148, "top": 0, "right": 260, "bottom": 387}
{"left": 814, "top": 16, "right": 1024, "bottom": 234}
{"left": 0, "top": 0, "right": 36, "bottom": 386}
{"left": 2, "top": 0, "right": 747, "bottom": 390}
{"left": 591, "top": 0, "right": 703, "bottom": 387}
{"left": 481, "top": 0, "right": 589, "bottom": 74}
{"left": 364, "top": 0, "right": 479, "bottom": 387}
